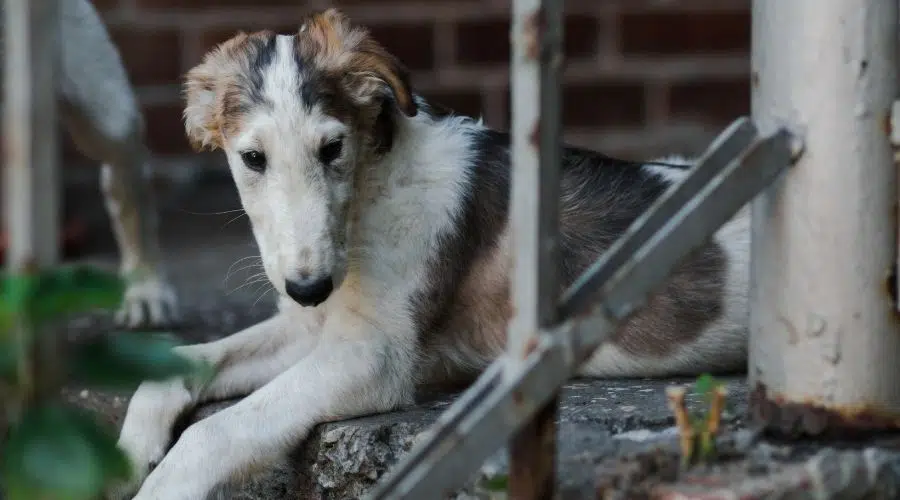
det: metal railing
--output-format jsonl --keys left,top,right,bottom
{"left": 368, "top": 1, "right": 796, "bottom": 497}
{"left": 369, "top": 0, "right": 900, "bottom": 498}
{"left": 3, "top": 0, "right": 897, "bottom": 499}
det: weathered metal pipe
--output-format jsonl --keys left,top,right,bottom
{"left": 749, "top": 0, "right": 900, "bottom": 436}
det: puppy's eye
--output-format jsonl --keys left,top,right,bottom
{"left": 240, "top": 150, "right": 267, "bottom": 172}
{"left": 318, "top": 138, "right": 343, "bottom": 165}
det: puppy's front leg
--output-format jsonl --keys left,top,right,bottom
{"left": 130, "top": 312, "right": 415, "bottom": 500}
{"left": 108, "top": 310, "right": 321, "bottom": 500}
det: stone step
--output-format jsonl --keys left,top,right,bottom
{"left": 197, "top": 377, "right": 749, "bottom": 499}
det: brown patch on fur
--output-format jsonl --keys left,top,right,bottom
{"left": 183, "top": 30, "right": 277, "bottom": 151}
{"left": 423, "top": 230, "right": 514, "bottom": 384}
{"left": 183, "top": 9, "right": 416, "bottom": 157}
{"left": 611, "top": 243, "right": 728, "bottom": 358}
{"left": 296, "top": 9, "right": 417, "bottom": 117}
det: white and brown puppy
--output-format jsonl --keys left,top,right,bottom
{"left": 0, "top": 0, "right": 178, "bottom": 327}
{"left": 109, "top": 9, "right": 748, "bottom": 499}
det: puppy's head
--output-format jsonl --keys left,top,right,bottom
{"left": 183, "top": 9, "right": 417, "bottom": 307}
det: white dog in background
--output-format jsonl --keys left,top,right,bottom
{"left": 0, "top": 0, "right": 178, "bottom": 327}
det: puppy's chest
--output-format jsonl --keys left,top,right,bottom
{"left": 356, "top": 181, "right": 459, "bottom": 266}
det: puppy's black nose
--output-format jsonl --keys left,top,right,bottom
{"left": 284, "top": 276, "right": 333, "bottom": 307}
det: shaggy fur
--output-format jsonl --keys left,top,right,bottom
{"left": 0, "top": 0, "right": 178, "bottom": 327}
{"left": 109, "top": 9, "right": 748, "bottom": 499}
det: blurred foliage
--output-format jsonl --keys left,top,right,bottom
{"left": 0, "top": 265, "right": 199, "bottom": 500}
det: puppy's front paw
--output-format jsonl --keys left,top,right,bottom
{"left": 107, "top": 381, "right": 192, "bottom": 499}
{"left": 105, "top": 427, "right": 167, "bottom": 500}
{"left": 116, "top": 274, "right": 180, "bottom": 329}
{"left": 127, "top": 423, "right": 221, "bottom": 500}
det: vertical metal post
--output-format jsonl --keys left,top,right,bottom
{"left": 749, "top": 0, "right": 900, "bottom": 435}
{"left": 508, "top": 0, "right": 563, "bottom": 497}
{"left": 4, "top": 0, "right": 61, "bottom": 272}
{"left": 2, "top": 0, "right": 61, "bottom": 418}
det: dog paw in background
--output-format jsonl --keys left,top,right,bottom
{"left": 117, "top": 272, "right": 180, "bottom": 329}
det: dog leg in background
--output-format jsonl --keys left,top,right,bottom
{"left": 107, "top": 311, "right": 318, "bottom": 500}
{"left": 57, "top": 0, "right": 178, "bottom": 327}
{"left": 126, "top": 309, "right": 416, "bottom": 500}
{"left": 98, "top": 147, "right": 178, "bottom": 327}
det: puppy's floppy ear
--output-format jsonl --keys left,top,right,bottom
{"left": 348, "top": 39, "right": 417, "bottom": 117}
{"left": 301, "top": 8, "right": 417, "bottom": 117}
{"left": 182, "top": 33, "right": 250, "bottom": 151}
{"left": 183, "top": 62, "right": 220, "bottom": 151}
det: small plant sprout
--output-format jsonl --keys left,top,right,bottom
{"left": 0, "top": 264, "right": 202, "bottom": 500}
{"left": 666, "top": 374, "right": 728, "bottom": 467}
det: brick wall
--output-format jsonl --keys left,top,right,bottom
{"left": 65, "top": 0, "right": 752, "bottom": 170}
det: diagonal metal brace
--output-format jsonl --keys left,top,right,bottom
{"left": 367, "top": 117, "right": 795, "bottom": 500}
{"left": 559, "top": 117, "right": 759, "bottom": 319}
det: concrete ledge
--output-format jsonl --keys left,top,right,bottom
{"left": 196, "top": 377, "right": 748, "bottom": 499}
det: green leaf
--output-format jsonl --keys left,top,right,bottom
{"left": 0, "top": 336, "right": 15, "bottom": 381}
{"left": 65, "top": 406, "right": 132, "bottom": 483}
{"left": 481, "top": 473, "right": 509, "bottom": 492}
{"left": 694, "top": 374, "right": 723, "bottom": 405}
{"left": 2, "top": 404, "right": 106, "bottom": 500}
{"left": 694, "top": 373, "right": 714, "bottom": 397}
{"left": 1, "top": 266, "right": 124, "bottom": 326}
{"left": 0, "top": 300, "right": 14, "bottom": 333}
{"left": 27, "top": 266, "right": 124, "bottom": 323}
{"left": 70, "top": 332, "right": 196, "bottom": 390}
{"left": 0, "top": 273, "right": 37, "bottom": 316}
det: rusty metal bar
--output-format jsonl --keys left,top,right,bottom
{"left": 506, "top": 0, "right": 565, "bottom": 497}
{"left": 3, "top": 0, "right": 61, "bottom": 271}
{"left": 368, "top": 118, "right": 794, "bottom": 499}
{"left": 1, "top": 0, "right": 62, "bottom": 425}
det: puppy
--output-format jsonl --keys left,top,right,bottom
{"left": 109, "top": 9, "right": 748, "bottom": 499}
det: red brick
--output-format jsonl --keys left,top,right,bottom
{"left": 668, "top": 78, "right": 750, "bottom": 125}
{"left": 143, "top": 105, "right": 192, "bottom": 156}
{"left": 194, "top": 23, "right": 434, "bottom": 71}
{"left": 91, "top": 0, "right": 120, "bottom": 11}
{"left": 422, "top": 90, "right": 483, "bottom": 119}
{"left": 195, "top": 24, "right": 302, "bottom": 62}
{"left": 135, "top": 0, "right": 299, "bottom": 9}
{"left": 335, "top": 0, "right": 475, "bottom": 4}
{"left": 620, "top": 11, "right": 751, "bottom": 56}
{"left": 109, "top": 29, "right": 183, "bottom": 86}
{"left": 455, "top": 15, "right": 601, "bottom": 66}
{"left": 499, "top": 82, "right": 646, "bottom": 130}
{"left": 367, "top": 24, "right": 435, "bottom": 71}
{"left": 561, "top": 82, "right": 646, "bottom": 129}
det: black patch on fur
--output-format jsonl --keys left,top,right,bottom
{"left": 372, "top": 99, "right": 396, "bottom": 156}
{"left": 409, "top": 97, "right": 728, "bottom": 359}
{"left": 298, "top": 71, "right": 320, "bottom": 112}
{"left": 410, "top": 121, "right": 513, "bottom": 339}
{"left": 246, "top": 33, "right": 278, "bottom": 105}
